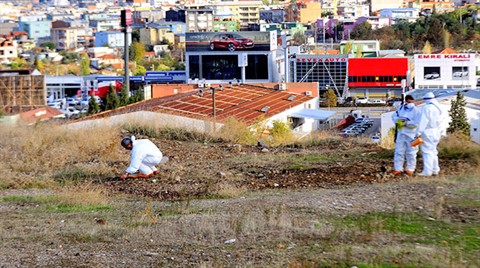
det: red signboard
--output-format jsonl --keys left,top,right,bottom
{"left": 121, "top": 9, "right": 132, "bottom": 27}
{"left": 348, "top": 58, "right": 408, "bottom": 88}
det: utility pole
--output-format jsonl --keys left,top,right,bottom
{"left": 121, "top": 9, "right": 132, "bottom": 95}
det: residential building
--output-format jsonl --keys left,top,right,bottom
{"left": 215, "top": 1, "right": 262, "bottom": 31}
{"left": 321, "top": 0, "right": 338, "bottom": 18}
{"left": 370, "top": 0, "right": 403, "bottom": 13}
{"left": 91, "top": 54, "right": 123, "bottom": 70}
{"left": 87, "top": 47, "right": 116, "bottom": 58}
{"left": 89, "top": 18, "right": 121, "bottom": 32}
{"left": 186, "top": 9, "right": 214, "bottom": 32}
{"left": 132, "top": 9, "right": 165, "bottom": 24}
{"left": 287, "top": 1, "right": 322, "bottom": 23}
{"left": 95, "top": 31, "right": 129, "bottom": 48}
{"left": 165, "top": 8, "right": 185, "bottom": 22}
{"left": 0, "top": 38, "right": 18, "bottom": 61}
{"left": 379, "top": 8, "right": 419, "bottom": 23}
{"left": 51, "top": 27, "right": 79, "bottom": 51}
{"left": 139, "top": 23, "right": 175, "bottom": 46}
{"left": 337, "top": 4, "right": 370, "bottom": 19}
{"left": 18, "top": 19, "right": 51, "bottom": 40}
{"left": 259, "top": 9, "right": 286, "bottom": 24}
{"left": 213, "top": 18, "right": 239, "bottom": 32}
{"left": 418, "top": 0, "right": 456, "bottom": 13}
{"left": 0, "top": 23, "right": 18, "bottom": 35}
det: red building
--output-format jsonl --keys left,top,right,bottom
{"left": 348, "top": 58, "right": 408, "bottom": 98}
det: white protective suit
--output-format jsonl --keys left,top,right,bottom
{"left": 392, "top": 103, "right": 421, "bottom": 172}
{"left": 125, "top": 137, "right": 163, "bottom": 175}
{"left": 417, "top": 97, "right": 444, "bottom": 176}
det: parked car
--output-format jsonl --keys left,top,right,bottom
{"left": 355, "top": 97, "right": 369, "bottom": 104}
{"left": 453, "top": 71, "right": 468, "bottom": 77}
{"left": 386, "top": 97, "right": 402, "bottom": 106}
{"left": 424, "top": 72, "right": 440, "bottom": 80}
{"left": 368, "top": 99, "right": 386, "bottom": 105}
{"left": 209, "top": 33, "right": 254, "bottom": 52}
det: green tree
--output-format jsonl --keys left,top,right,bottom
{"left": 130, "top": 41, "right": 145, "bottom": 63}
{"left": 40, "top": 42, "right": 56, "bottom": 51}
{"left": 292, "top": 31, "right": 306, "bottom": 45}
{"left": 61, "top": 51, "right": 80, "bottom": 64}
{"left": 426, "top": 17, "right": 445, "bottom": 48}
{"left": 105, "top": 84, "right": 120, "bottom": 110}
{"left": 350, "top": 21, "right": 372, "bottom": 40}
{"left": 355, "top": 44, "right": 362, "bottom": 58}
{"left": 129, "top": 89, "right": 144, "bottom": 104}
{"left": 447, "top": 92, "right": 470, "bottom": 137}
{"left": 323, "top": 88, "right": 337, "bottom": 107}
{"left": 134, "top": 64, "right": 146, "bottom": 75}
{"left": 87, "top": 96, "right": 100, "bottom": 115}
{"left": 10, "top": 58, "right": 28, "bottom": 69}
{"left": 80, "top": 53, "right": 90, "bottom": 76}
{"left": 119, "top": 84, "right": 130, "bottom": 106}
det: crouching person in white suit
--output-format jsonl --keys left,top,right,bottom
{"left": 120, "top": 136, "right": 167, "bottom": 180}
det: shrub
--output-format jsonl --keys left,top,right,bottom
{"left": 218, "top": 117, "right": 256, "bottom": 145}
{"left": 439, "top": 132, "right": 480, "bottom": 164}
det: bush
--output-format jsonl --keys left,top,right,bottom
{"left": 439, "top": 132, "right": 480, "bottom": 164}
{"left": 218, "top": 117, "right": 256, "bottom": 145}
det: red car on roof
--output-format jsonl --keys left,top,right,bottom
{"left": 209, "top": 33, "right": 254, "bottom": 52}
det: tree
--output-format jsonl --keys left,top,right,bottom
{"left": 426, "top": 17, "right": 445, "bottom": 48}
{"left": 87, "top": 96, "right": 100, "bottom": 115}
{"left": 10, "top": 58, "right": 28, "bottom": 69}
{"left": 130, "top": 41, "right": 145, "bottom": 63}
{"left": 355, "top": 44, "right": 362, "bottom": 58}
{"left": 105, "top": 84, "right": 120, "bottom": 110}
{"left": 324, "top": 88, "right": 337, "bottom": 107}
{"left": 80, "top": 53, "right": 90, "bottom": 76}
{"left": 292, "top": 31, "right": 306, "bottom": 45}
{"left": 34, "top": 56, "right": 44, "bottom": 73}
{"left": 40, "top": 42, "right": 56, "bottom": 51}
{"left": 129, "top": 89, "right": 144, "bottom": 104}
{"left": 119, "top": 84, "right": 130, "bottom": 106}
{"left": 134, "top": 64, "right": 146, "bottom": 75}
{"left": 422, "top": 40, "right": 432, "bottom": 54}
{"left": 350, "top": 21, "right": 372, "bottom": 40}
{"left": 447, "top": 91, "right": 470, "bottom": 137}
{"left": 444, "top": 30, "right": 451, "bottom": 48}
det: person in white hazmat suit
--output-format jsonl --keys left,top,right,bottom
{"left": 416, "top": 92, "right": 445, "bottom": 176}
{"left": 391, "top": 95, "right": 421, "bottom": 175}
{"left": 120, "top": 136, "right": 166, "bottom": 179}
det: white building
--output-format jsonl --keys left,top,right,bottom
{"left": 414, "top": 54, "right": 477, "bottom": 90}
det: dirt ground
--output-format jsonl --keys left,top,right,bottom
{"left": 101, "top": 137, "right": 472, "bottom": 201}
{"left": 0, "top": 137, "right": 478, "bottom": 267}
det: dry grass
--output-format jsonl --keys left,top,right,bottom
{"left": 218, "top": 117, "right": 256, "bottom": 145}
{"left": 0, "top": 123, "right": 124, "bottom": 188}
{"left": 55, "top": 183, "right": 110, "bottom": 207}
{"left": 439, "top": 132, "right": 480, "bottom": 164}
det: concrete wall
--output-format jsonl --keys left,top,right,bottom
{"left": 66, "top": 111, "right": 223, "bottom": 134}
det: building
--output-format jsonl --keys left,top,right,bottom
{"left": 69, "top": 84, "right": 331, "bottom": 136}
{"left": 132, "top": 9, "right": 165, "bottom": 24}
{"left": 379, "top": 8, "right": 420, "bottom": 23}
{"left": 185, "top": 31, "right": 278, "bottom": 83}
{"left": 139, "top": 24, "right": 175, "bottom": 46}
{"left": 290, "top": 54, "right": 348, "bottom": 97}
{"left": 0, "top": 38, "right": 18, "bottom": 61}
{"left": 18, "top": 19, "right": 51, "bottom": 40}
{"left": 94, "top": 31, "right": 129, "bottom": 48}
{"left": 213, "top": 18, "right": 239, "bottom": 32}
{"left": 370, "top": 0, "right": 404, "bottom": 13}
{"left": 337, "top": 4, "right": 370, "bottom": 19}
{"left": 339, "top": 40, "right": 380, "bottom": 57}
{"left": 186, "top": 9, "right": 214, "bottom": 32}
{"left": 348, "top": 58, "right": 408, "bottom": 98}
{"left": 414, "top": 54, "right": 477, "bottom": 89}
{"left": 165, "top": 8, "right": 185, "bottom": 22}
{"left": 259, "top": 9, "right": 285, "bottom": 24}
{"left": 287, "top": 1, "right": 322, "bottom": 24}
{"left": 0, "top": 73, "right": 45, "bottom": 115}
{"left": 214, "top": 1, "right": 262, "bottom": 31}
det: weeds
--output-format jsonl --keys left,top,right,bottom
{"left": 439, "top": 132, "right": 480, "bottom": 164}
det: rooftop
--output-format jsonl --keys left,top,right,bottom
{"left": 78, "top": 84, "right": 314, "bottom": 125}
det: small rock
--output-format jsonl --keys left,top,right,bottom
{"left": 219, "top": 172, "right": 227, "bottom": 177}
{"left": 426, "top": 217, "right": 436, "bottom": 221}
{"left": 261, "top": 148, "right": 269, "bottom": 153}
{"left": 273, "top": 183, "right": 279, "bottom": 187}
{"left": 144, "top": 252, "right": 159, "bottom": 256}
{"left": 224, "top": 238, "right": 236, "bottom": 244}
